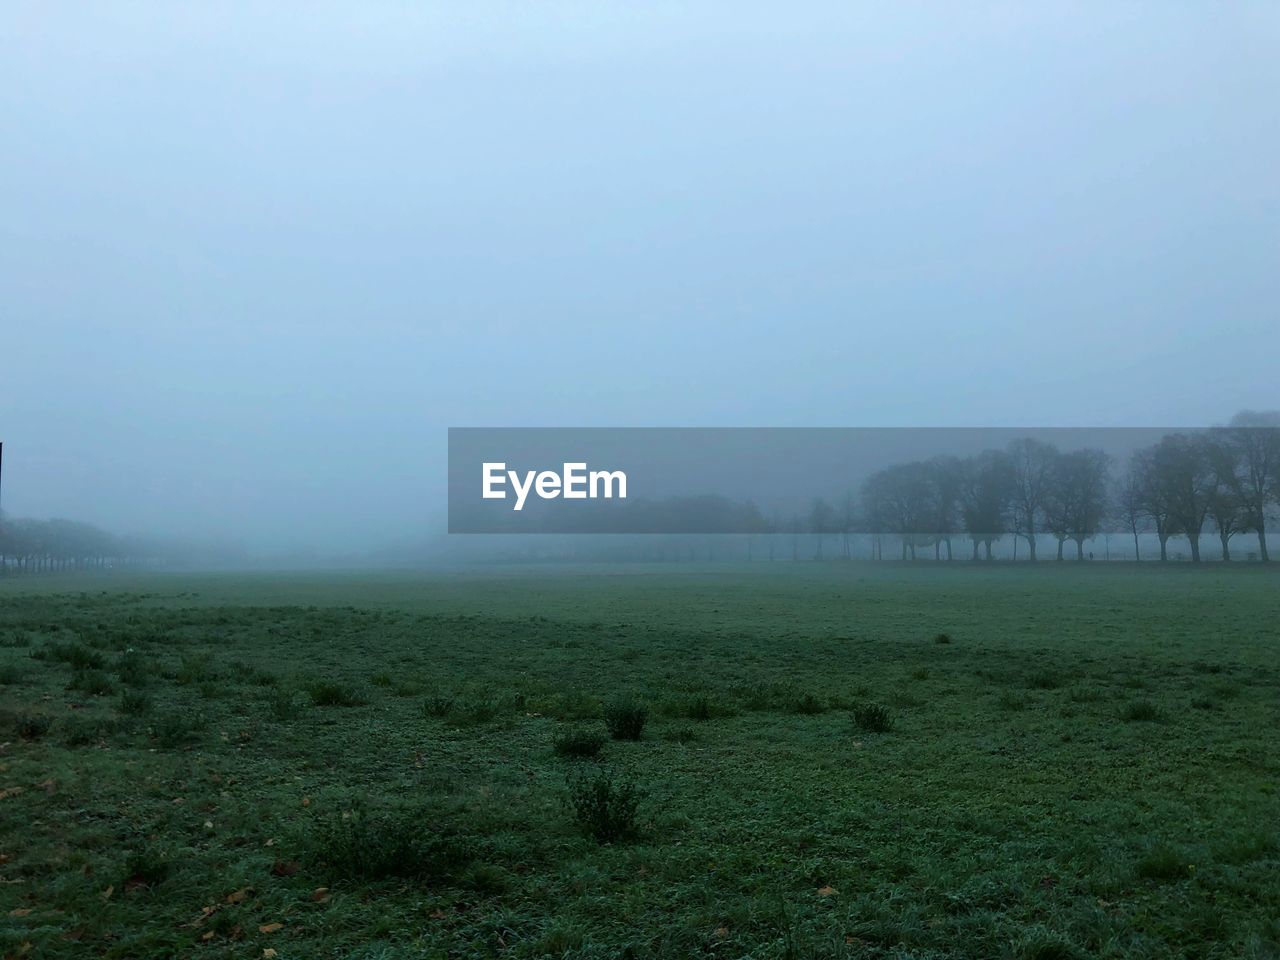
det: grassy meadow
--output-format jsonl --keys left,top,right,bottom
{"left": 0, "top": 563, "right": 1278, "bottom": 959}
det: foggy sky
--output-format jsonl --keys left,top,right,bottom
{"left": 3, "top": 3, "right": 1278, "bottom": 552}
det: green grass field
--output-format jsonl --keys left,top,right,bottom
{"left": 1, "top": 564, "right": 1277, "bottom": 959}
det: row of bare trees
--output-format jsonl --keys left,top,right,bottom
{"left": 853, "top": 414, "right": 1278, "bottom": 562}
{"left": 0, "top": 514, "right": 251, "bottom": 574}
{"left": 0, "top": 516, "right": 131, "bottom": 573}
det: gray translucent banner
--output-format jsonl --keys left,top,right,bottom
{"left": 448, "top": 426, "right": 1278, "bottom": 536}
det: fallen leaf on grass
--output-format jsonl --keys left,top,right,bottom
{"left": 262, "top": 950, "right": 277, "bottom": 958}
{"left": 225, "top": 887, "right": 251, "bottom": 904}
{"left": 311, "top": 887, "right": 329, "bottom": 903}
{"left": 270, "top": 860, "right": 300, "bottom": 877}
{"left": 8, "top": 908, "right": 31, "bottom": 917}
{"left": 816, "top": 885, "right": 837, "bottom": 896}
{"left": 259, "top": 922, "right": 283, "bottom": 934}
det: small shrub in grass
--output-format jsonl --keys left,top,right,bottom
{"left": 935, "top": 632, "right": 952, "bottom": 644}
{"left": 1136, "top": 843, "right": 1188, "bottom": 881}
{"left": 566, "top": 768, "right": 643, "bottom": 843}
{"left": 44, "top": 642, "right": 105, "bottom": 670}
{"left": 0, "top": 663, "right": 25, "bottom": 685}
{"left": 370, "top": 672, "right": 393, "bottom": 687}
{"left": 175, "top": 653, "right": 218, "bottom": 685}
{"left": 674, "top": 694, "right": 715, "bottom": 721}
{"left": 269, "top": 689, "right": 302, "bottom": 721}
{"left": 1026, "top": 670, "right": 1061, "bottom": 691}
{"left": 1017, "top": 931, "right": 1086, "bottom": 960}
{"left": 1121, "top": 700, "right": 1163, "bottom": 722}
{"left": 122, "top": 843, "right": 172, "bottom": 888}
{"left": 63, "top": 716, "right": 120, "bottom": 747}
{"left": 554, "top": 727, "right": 607, "bottom": 759}
{"left": 15, "top": 713, "right": 52, "bottom": 740}
{"left": 305, "top": 798, "right": 472, "bottom": 881}
{"left": 115, "top": 649, "right": 149, "bottom": 686}
{"left": 790, "top": 693, "right": 827, "bottom": 715}
{"left": 422, "top": 693, "right": 455, "bottom": 718}
{"left": 538, "top": 689, "right": 600, "bottom": 721}
{"left": 1067, "top": 685, "right": 1104, "bottom": 703}
{"left": 458, "top": 697, "right": 500, "bottom": 724}
{"left": 152, "top": 711, "right": 205, "bottom": 748}
{"left": 68, "top": 668, "right": 115, "bottom": 696}
{"left": 309, "top": 681, "right": 365, "bottom": 707}
{"left": 735, "top": 680, "right": 792, "bottom": 711}
{"left": 603, "top": 699, "right": 647, "bottom": 740}
{"left": 119, "top": 689, "right": 153, "bottom": 716}
{"left": 997, "top": 691, "right": 1027, "bottom": 712}
{"left": 852, "top": 702, "right": 894, "bottom": 733}
{"left": 461, "top": 862, "right": 509, "bottom": 895}
{"left": 662, "top": 725, "right": 697, "bottom": 744}
{"left": 1211, "top": 682, "right": 1241, "bottom": 701}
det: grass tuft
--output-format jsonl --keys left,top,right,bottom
{"left": 603, "top": 698, "right": 648, "bottom": 740}
{"left": 566, "top": 768, "right": 643, "bottom": 843}
{"left": 309, "top": 681, "right": 366, "bottom": 707}
{"left": 1121, "top": 700, "right": 1164, "bottom": 723}
{"left": 852, "top": 702, "right": 894, "bottom": 733}
{"left": 553, "top": 727, "right": 607, "bottom": 759}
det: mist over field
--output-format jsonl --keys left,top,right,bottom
{"left": 5, "top": 8, "right": 1280, "bottom": 958}
{"left": 3, "top": 3, "right": 1279, "bottom": 559}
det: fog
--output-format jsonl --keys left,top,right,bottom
{"left": 3, "top": 3, "right": 1277, "bottom": 556}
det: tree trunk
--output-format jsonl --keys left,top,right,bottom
{"left": 1027, "top": 533, "right": 1037, "bottom": 562}
{"left": 1188, "top": 533, "right": 1201, "bottom": 563}
{"left": 984, "top": 539, "right": 994, "bottom": 561}
{"left": 1158, "top": 534, "right": 1168, "bottom": 562}
{"left": 1258, "top": 522, "right": 1270, "bottom": 562}
{"left": 1055, "top": 538, "right": 1064, "bottom": 561}
{"left": 1220, "top": 532, "right": 1231, "bottom": 562}
{"left": 1132, "top": 527, "right": 1140, "bottom": 561}
{"left": 1075, "top": 538, "right": 1085, "bottom": 560}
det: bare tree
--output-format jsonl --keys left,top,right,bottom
{"left": 1116, "top": 470, "right": 1150, "bottom": 561}
{"left": 958, "top": 449, "right": 1014, "bottom": 560}
{"left": 1130, "top": 448, "right": 1177, "bottom": 561}
{"left": 1007, "top": 438, "right": 1058, "bottom": 562}
{"left": 862, "top": 462, "right": 933, "bottom": 560}
{"left": 1152, "top": 433, "right": 1214, "bottom": 562}
{"left": 809, "top": 498, "right": 837, "bottom": 559}
{"left": 1223, "top": 411, "right": 1280, "bottom": 561}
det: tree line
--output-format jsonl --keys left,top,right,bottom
{"left": 850, "top": 412, "right": 1278, "bottom": 563}
{"left": 0, "top": 514, "right": 249, "bottom": 574}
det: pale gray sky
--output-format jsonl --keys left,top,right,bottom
{"left": 2, "top": 3, "right": 1277, "bottom": 550}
